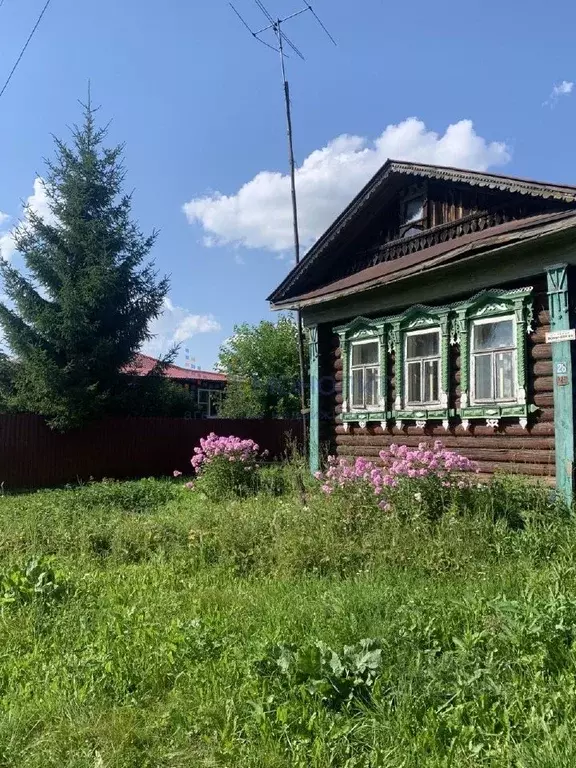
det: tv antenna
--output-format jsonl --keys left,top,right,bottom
{"left": 230, "top": 1, "right": 336, "bottom": 453}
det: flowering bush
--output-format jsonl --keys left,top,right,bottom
{"left": 316, "top": 441, "right": 479, "bottom": 519}
{"left": 190, "top": 433, "right": 268, "bottom": 499}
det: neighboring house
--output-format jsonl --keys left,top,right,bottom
{"left": 128, "top": 353, "right": 227, "bottom": 417}
{"left": 268, "top": 159, "right": 576, "bottom": 502}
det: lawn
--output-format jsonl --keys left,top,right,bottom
{"left": 1, "top": 470, "right": 576, "bottom": 767}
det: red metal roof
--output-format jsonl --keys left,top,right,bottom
{"left": 125, "top": 353, "right": 227, "bottom": 383}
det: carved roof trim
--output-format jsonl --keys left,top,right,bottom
{"left": 267, "top": 160, "right": 576, "bottom": 305}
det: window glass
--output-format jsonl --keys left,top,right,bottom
{"left": 351, "top": 369, "right": 364, "bottom": 406}
{"left": 351, "top": 341, "right": 378, "bottom": 366}
{"left": 406, "top": 331, "right": 439, "bottom": 359}
{"left": 474, "top": 353, "right": 493, "bottom": 400}
{"left": 364, "top": 368, "right": 379, "bottom": 406}
{"left": 473, "top": 319, "right": 514, "bottom": 351}
{"left": 423, "top": 359, "right": 439, "bottom": 402}
{"left": 495, "top": 351, "right": 515, "bottom": 400}
{"left": 407, "top": 362, "right": 421, "bottom": 403}
{"left": 403, "top": 197, "right": 424, "bottom": 224}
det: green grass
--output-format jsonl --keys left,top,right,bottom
{"left": 0, "top": 473, "right": 576, "bottom": 766}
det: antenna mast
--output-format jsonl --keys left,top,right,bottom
{"left": 230, "top": 1, "right": 336, "bottom": 456}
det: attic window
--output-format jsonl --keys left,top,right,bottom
{"left": 403, "top": 197, "right": 424, "bottom": 224}
{"left": 400, "top": 195, "right": 425, "bottom": 237}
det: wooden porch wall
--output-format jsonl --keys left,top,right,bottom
{"left": 323, "top": 276, "right": 555, "bottom": 481}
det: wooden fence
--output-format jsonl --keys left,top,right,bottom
{"left": 0, "top": 414, "right": 304, "bottom": 490}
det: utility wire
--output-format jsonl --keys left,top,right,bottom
{"left": 0, "top": 0, "right": 53, "bottom": 102}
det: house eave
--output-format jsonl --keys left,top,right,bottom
{"left": 270, "top": 215, "right": 576, "bottom": 312}
{"left": 267, "top": 160, "right": 576, "bottom": 306}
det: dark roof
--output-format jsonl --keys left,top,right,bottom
{"left": 271, "top": 210, "right": 576, "bottom": 308}
{"left": 125, "top": 353, "right": 227, "bottom": 383}
{"left": 268, "top": 159, "right": 576, "bottom": 306}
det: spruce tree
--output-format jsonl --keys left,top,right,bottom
{"left": 0, "top": 101, "right": 169, "bottom": 429}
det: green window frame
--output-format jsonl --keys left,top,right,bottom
{"left": 333, "top": 288, "right": 534, "bottom": 432}
{"left": 451, "top": 288, "right": 535, "bottom": 429}
{"left": 388, "top": 305, "right": 452, "bottom": 428}
{"left": 334, "top": 317, "right": 387, "bottom": 429}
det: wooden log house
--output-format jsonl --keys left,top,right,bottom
{"left": 267, "top": 160, "right": 576, "bottom": 503}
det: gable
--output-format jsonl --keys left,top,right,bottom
{"left": 268, "top": 160, "right": 576, "bottom": 307}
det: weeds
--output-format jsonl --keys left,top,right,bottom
{"left": 0, "top": 471, "right": 574, "bottom": 766}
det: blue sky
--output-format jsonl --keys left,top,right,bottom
{"left": 1, "top": 0, "right": 575, "bottom": 369}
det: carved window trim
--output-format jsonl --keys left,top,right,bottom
{"left": 451, "top": 288, "right": 535, "bottom": 426}
{"left": 333, "top": 287, "right": 534, "bottom": 431}
{"left": 334, "top": 316, "right": 387, "bottom": 424}
{"left": 389, "top": 305, "right": 452, "bottom": 424}
{"left": 404, "top": 328, "right": 442, "bottom": 408}
{"left": 349, "top": 338, "right": 381, "bottom": 411}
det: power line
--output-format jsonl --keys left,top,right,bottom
{"left": 0, "top": 0, "right": 54, "bottom": 102}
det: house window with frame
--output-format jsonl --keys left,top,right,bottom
{"left": 350, "top": 340, "right": 379, "bottom": 409}
{"left": 198, "top": 388, "right": 223, "bottom": 418}
{"left": 404, "top": 329, "right": 441, "bottom": 406}
{"left": 471, "top": 316, "right": 516, "bottom": 403}
{"left": 400, "top": 196, "right": 425, "bottom": 238}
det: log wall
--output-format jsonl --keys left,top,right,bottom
{"left": 321, "top": 276, "right": 555, "bottom": 481}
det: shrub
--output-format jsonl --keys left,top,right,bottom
{"left": 190, "top": 433, "right": 268, "bottom": 500}
{"left": 316, "top": 441, "right": 479, "bottom": 519}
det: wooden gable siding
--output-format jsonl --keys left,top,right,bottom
{"left": 320, "top": 276, "right": 555, "bottom": 482}
{"left": 312, "top": 184, "right": 572, "bottom": 291}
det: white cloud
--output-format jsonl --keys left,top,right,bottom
{"left": 183, "top": 117, "right": 511, "bottom": 254}
{"left": 0, "top": 212, "right": 9, "bottom": 227}
{"left": 0, "top": 232, "right": 14, "bottom": 262}
{"left": 545, "top": 80, "right": 574, "bottom": 107}
{"left": 0, "top": 178, "right": 55, "bottom": 261}
{"left": 142, "top": 297, "right": 221, "bottom": 359}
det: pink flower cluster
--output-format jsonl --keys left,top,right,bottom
{"left": 191, "top": 432, "right": 268, "bottom": 474}
{"left": 380, "top": 441, "right": 478, "bottom": 480}
{"left": 315, "top": 441, "right": 478, "bottom": 508}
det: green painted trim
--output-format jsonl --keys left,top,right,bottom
{"left": 547, "top": 265, "right": 574, "bottom": 506}
{"left": 335, "top": 316, "right": 385, "bottom": 418}
{"left": 394, "top": 408, "right": 452, "bottom": 420}
{"left": 342, "top": 411, "right": 386, "bottom": 423}
{"left": 452, "top": 287, "right": 533, "bottom": 415}
{"left": 388, "top": 304, "right": 451, "bottom": 415}
{"left": 460, "top": 404, "right": 534, "bottom": 420}
{"left": 308, "top": 325, "right": 320, "bottom": 475}
{"left": 334, "top": 288, "right": 535, "bottom": 429}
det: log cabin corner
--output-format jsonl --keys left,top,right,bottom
{"left": 267, "top": 160, "right": 576, "bottom": 504}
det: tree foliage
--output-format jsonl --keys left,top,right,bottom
{"left": 218, "top": 316, "right": 306, "bottom": 419}
{"left": 0, "top": 101, "right": 176, "bottom": 429}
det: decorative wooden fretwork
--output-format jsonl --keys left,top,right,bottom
{"left": 333, "top": 286, "right": 536, "bottom": 431}
{"left": 451, "top": 287, "right": 536, "bottom": 425}
{"left": 388, "top": 303, "right": 452, "bottom": 425}
{"left": 354, "top": 208, "right": 529, "bottom": 274}
{"left": 334, "top": 316, "right": 388, "bottom": 426}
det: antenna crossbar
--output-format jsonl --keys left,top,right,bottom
{"left": 229, "top": 0, "right": 337, "bottom": 465}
